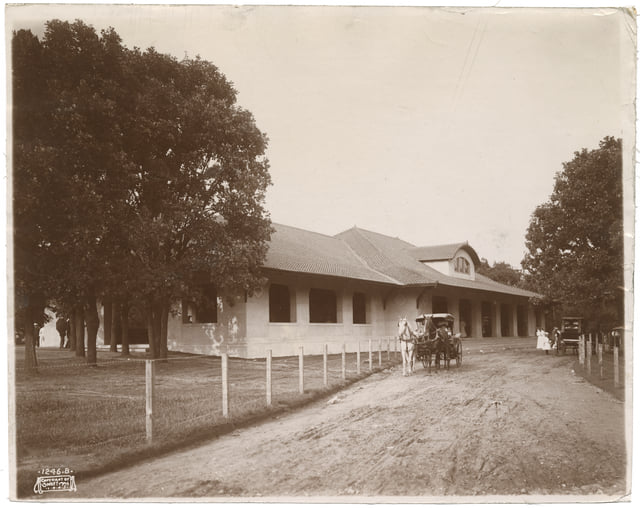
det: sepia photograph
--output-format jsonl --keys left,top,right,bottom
{"left": 5, "top": 2, "right": 635, "bottom": 502}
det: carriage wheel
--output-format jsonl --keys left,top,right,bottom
{"left": 456, "top": 342, "right": 462, "bottom": 367}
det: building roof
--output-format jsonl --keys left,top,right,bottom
{"left": 409, "top": 243, "right": 481, "bottom": 266}
{"left": 263, "top": 224, "right": 397, "bottom": 284}
{"left": 264, "top": 223, "right": 540, "bottom": 299}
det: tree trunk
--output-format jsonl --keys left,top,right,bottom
{"left": 23, "top": 302, "right": 40, "bottom": 372}
{"left": 69, "top": 313, "right": 76, "bottom": 351}
{"left": 159, "top": 299, "right": 169, "bottom": 362}
{"left": 147, "top": 301, "right": 161, "bottom": 359}
{"left": 120, "top": 301, "right": 130, "bottom": 357}
{"left": 74, "top": 306, "right": 85, "bottom": 357}
{"left": 111, "top": 300, "right": 120, "bottom": 353}
{"left": 104, "top": 299, "right": 114, "bottom": 352}
{"left": 85, "top": 295, "right": 99, "bottom": 366}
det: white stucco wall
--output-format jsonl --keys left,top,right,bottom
{"left": 167, "top": 295, "right": 247, "bottom": 356}
{"left": 242, "top": 273, "right": 391, "bottom": 358}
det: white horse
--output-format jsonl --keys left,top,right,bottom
{"left": 398, "top": 317, "right": 416, "bottom": 376}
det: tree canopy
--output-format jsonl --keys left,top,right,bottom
{"left": 521, "top": 136, "right": 623, "bottom": 330}
{"left": 477, "top": 259, "right": 522, "bottom": 287}
{"left": 13, "top": 20, "right": 273, "bottom": 364}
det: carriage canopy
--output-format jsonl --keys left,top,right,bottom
{"left": 416, "top": 313, "right": 454, "bottom": 327}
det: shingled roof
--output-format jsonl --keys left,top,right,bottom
{"left": 409, "top": 243, "right": 481, "bottom": 266}
{"left": 263, "top": 224, "right": 397, "bottom": 284}
{"left": 264, "top": 223, "right": 540, "bottom": 298}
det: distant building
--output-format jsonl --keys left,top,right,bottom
{"left": 138, "top": 223, "right": 543, "bottom": 358}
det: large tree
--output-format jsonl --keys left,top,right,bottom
{"left": 521, "top": 137, "right": 623, "bottom": 331}
{"left": 12, "top": 20, "right": 273, "bottom": 363}
{"left": 477, "top": 258, "right": 522, "bottom": 287}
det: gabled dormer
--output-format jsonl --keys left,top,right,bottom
{"left": 409, "top": 242, "right": 480, "bottom": 280}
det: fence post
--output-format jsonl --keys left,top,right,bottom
{"left": 598, "top": 343, "right": 604, "bottom": 379}
{"left": 221, "top": 353, "right": 229, "bottom": 418}
{"left": 357, "top": 341, "right": 361, "bottom": 374}
{"left": 579, "top": 334, "right": 584, "bottom": 367}
{"left": 145, "top": 360, "right": 154, "bottom": 443}
{"left": 586, "top": 336, "right": 592, "bottom": 375}
{"left": 299, "top": 346, "right": 304, "bottom": 394}
{"left": 378, "top": 338, "right": 382, "bottom": 367}
{"left": 368, "top": 339, "right": 373, "bottom": 371}
{"left": 342, "top": 343, "right": 346, "bottom": 380}
{"left": 266, "top": 349, "right": 272, "bottom": 406}
{"left": 323, "top": 344, "right": 328, "bottom": 387}
{"left": 614, "top": 346, "right": 620, "bottom": 388}
{"left": 387, "top": 337, "right": 390, "bottom": 362}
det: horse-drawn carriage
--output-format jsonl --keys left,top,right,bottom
{"left": 414, "top": 313, "right": 462, "bottom": 371}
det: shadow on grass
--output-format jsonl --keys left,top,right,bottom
{"left": 17, "top": 363, "right": 397, "bottom": 498}
{"left": 571, "top": 356, "right": 625, "bottom": 402}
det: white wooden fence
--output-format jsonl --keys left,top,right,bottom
{"left": 577, "top": 333, "right": 622, "bottom": 388}
{"left": 144, "top": 337, "right": 399, "bottom": 442}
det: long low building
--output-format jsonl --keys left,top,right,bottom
{"left": 156, "top": 223, "right": 544, "bottom": 358}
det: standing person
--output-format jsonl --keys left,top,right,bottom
{"left": 37, "top": 324, "right": 44, "bottom": 348}
{"left": 56, "top": 316, "right": 68, "bottom": 349}
{"left": 542, "top": 330, "right": 552, "bottom": 355}
{"left": 550, "top": 327, "right": 559, "bottom": 350}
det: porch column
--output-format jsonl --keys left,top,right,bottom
{"left": 342, "top": 290, "right": 352, "bottom": 326}
{"left": 528, "top": 306, "right": 536, "bottom": 336}
{"left": 450, "top": 298, "right": 460, "bottom": 334}
{"left": 494, "top": 302, "right": 502, "bottom": 338}
{"left": 512, "top": 304, "right": 518, "bottom": 338}
{"left": 471, "top": 300, "right": 482, "bottom": 339}
{"left": 418, "top": 290, "right": 432, "bottom": 315}
{"left": 296, "top": 287, "right": 309, "bottom": 323}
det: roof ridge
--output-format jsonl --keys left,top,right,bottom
{"left": 339, "top": 237, "right": 403, "bottom": 285}
{"left": 341, "top": 225, "right": 417, "bottom": 249}
{"left": 273, "top": 222, "right": 339, "bottom": 240}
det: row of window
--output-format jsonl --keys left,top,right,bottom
{"left": 454, "top": 256, "right": 470, "bottom": 274}
{"left": 270, "top": 285, "right": 367, "bottom": 324}
{"left": 181, "top": 284, "right": 368, "bottom": 324}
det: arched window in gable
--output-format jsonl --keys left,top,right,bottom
{"left": 454, "top": 256, "right": 470, "bottom": 275}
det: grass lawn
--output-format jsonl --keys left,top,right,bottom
{"left": 570, "top": 349, "right": 626, "bottom": 401}
{"left": 13, "top": 345, "right": 400, "bottom": 497}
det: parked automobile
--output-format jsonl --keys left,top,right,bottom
{"left": 556, "top": 316, "right": 583, "bottom": 354}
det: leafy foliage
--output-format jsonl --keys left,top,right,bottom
{"left": 521, "top": 137, "right": 623, "bottom": 330}
{"left": 13, "top": 20, "right": 273, "bottom": 360}
{"left": 477, "top": 259, "right": 522, "bottom": 287}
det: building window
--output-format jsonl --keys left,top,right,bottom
{"left": 353, "top": 292, "right": 367, "bottom": 324}
{"left": 269, "top": 284, "right": 292, "bottom": 323}
{"left": 309, "top": 288, "right": 337, "bottom": 323}
{"left": 432, "top": 296, "right": 448, "bottom": 314}
{"left": 454, "top": 256, "right": 470, "bottom": 274}
{"left": 183, "top": 284, "right": 217, "bottom": 323}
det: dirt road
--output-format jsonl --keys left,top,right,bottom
{"left": 66, "top": 339, "right": 628, "bottom": 501}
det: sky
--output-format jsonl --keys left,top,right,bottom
{"left": 5, "top": 3, "right": 636, "bottom": 267}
